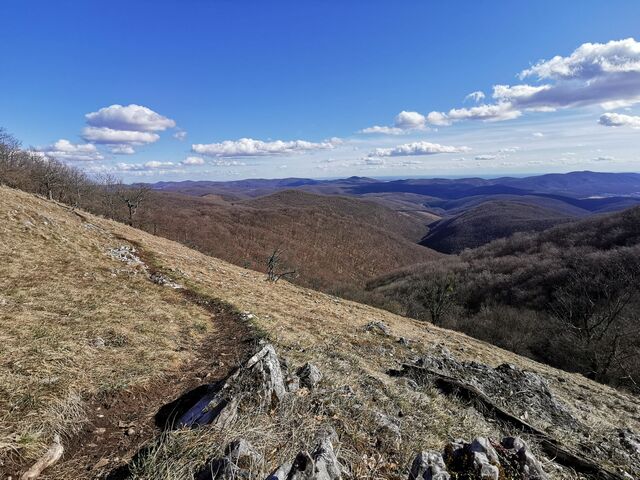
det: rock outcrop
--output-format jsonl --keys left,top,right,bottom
{"left": 408, "top": 450, "right": 450, "bottom": 480}
{"left": 409, "top": 436, "right": 548, "bottom": 480}
{"left": 267, "top": 428, "right": 342, "bottom": 480}
{"left": 297, "top": 362, "right": 323, "bottom": 390}
{"left": 177, "top": 343, "right": 287, "bottom": 428}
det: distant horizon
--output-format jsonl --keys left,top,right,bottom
{"left": 141, "top": 170, "right": 640, "bottom": 185}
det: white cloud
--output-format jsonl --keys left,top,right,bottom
{"left": 428, "top": 102, "right": 522, "bottom": 125}
{"left": 116, "top": 161, "right": 176, "bottom": 171}
{"left": 475, "top": 154, "right": 496, "bottom": 160}
{"left": 394, "top": 110, "right": 427, "bottom": 129}
{"left": 82, "top": 126, "right": 160, "bottom": 145}
{"left": 192, "top": 137, "right": 336, "bottom": 157}
{"left": 426, "top": 111, "right": 451, "bottom": 126}
{"left": 360, "top": 110, "right": 428, "bottom": 134}
{"left": 174, "top": 129, "right": 187, "bottom": 141}
{"left": 110, "top": 145, "right": 135, "bottom": 155}
{"left": 86, "top": 104, "right": 176, "bottom": 132}
{"left": 520, "top": 38, "right": 640, "bottom": 80}
{"left": 181, "top": 156, "right": 205, "bottom": 165}
{"left": 464, "top": 91, "right": 485, "bottom": 103}
{"left": 599, "top": 112, "right": 640, "bottom": 129}
{"left": 359, "top": 125, "right": 404, "bottom": 135}
{"left": 496, "top": 38, "right": 640, "bottom": 111}
{"left": 37, "top": 139, "right": 103, "bottom": 162}
{"left": 210, "top": 159, "right": 247, "bottom": 167}
{"left": 369, "top": 141, "right": 470, "bottom": 158}
{"left": 381, "top": 38, "right": 640, "bottom": 132}
{"left": 532, "top": 132, "right": 545, "bottom": 137}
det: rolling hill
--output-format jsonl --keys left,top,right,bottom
{"left": 2, "top": 185, "right": 639, "bottom": 479}
{"left": 135, "top": 189, "right": 440, "bottom": 292}
{"left": 420, "top": 199, "right": 577, "bottom": 253}
{"left": 367, "top": 205, "right": 640, "bottom": 392}
{"left": 147, "top": 172, "right": 640, "bottom": 255}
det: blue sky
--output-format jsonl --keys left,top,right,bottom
{"left": 1, "top": 1, "right": 639, "bottom": 181}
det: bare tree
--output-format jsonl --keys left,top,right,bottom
{"left": 0, "top": 128, "right": 23, "bottom": 186}
{"left": 266, "top": 248, "right": 296, "bottom": 282}
{"left": 34, "top": 155, "right": 66, "bottom": 200}
{"left": 409, "top": 275, "right": 456, "bottom": 325}
{"left": 116, "top": 184, "right": 151, "bottom": 226}
{"left": 551, "top": 256, "right": 640, "bottom": 381}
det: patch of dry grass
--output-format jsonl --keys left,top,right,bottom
{"left": 2, "top": 186, "right": 639, "bottom": 479}
{"left": 0, "top": 187, "right": 213, "bottom": 467}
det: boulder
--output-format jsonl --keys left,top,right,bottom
{"left": 364, "top": 321, "right": 390, "bottom": 335}
{"left": 177, "top": 343, "right": 286, "bottom": 428}
{"left": 444, "top": 438, "right": 499, "bottom": 480}
{"left": 469, "top": 437, "right": 500, "bottom": 480}
{"left": 266, "top": 428, "right": 342, "bottom": 480}
{"left": 408, "top": 451, "right": 450, "bottom": 480}
{"left": 501, "top": 437, "right": 548, "bottom": 480}
{"left": 373, "top": 412, "right": 402, "bottom": 451}
{"left": 244, "top": 344, "right": 288, "bottom": 407}
{"left": 297, "top": 362, "right": 323, "bottom": 389}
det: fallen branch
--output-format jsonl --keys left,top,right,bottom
{"left": 390, "top": 364, "right": 625, "bottom": 480}
{"left": 21, "top": 434, "right": 64, "bottom": 480}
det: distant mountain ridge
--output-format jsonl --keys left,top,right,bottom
{"left": 148, "top": 171, "right": 640, "bottom": 199}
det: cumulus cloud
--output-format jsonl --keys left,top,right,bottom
{"left": 599, "top": 112, "right": 640, "bottom": 128}
{"left": 192, "top": 137, "right": 336, "bottom": 157}
{"left": 370, "top": 38, "right": 640, "bottom": 131}
{"left": 37, "top": 139, "right": 104, "bottom": 162}
{"left": 360, "top": 110, "right": 428, "bottom": 134}
{"left": 181, "top": 156, "right": 205, "bottom": 165}
{"left": 532, "top": 132, "right": 545, "bottom": 137}
{"left": 394, "top": 111, "right": 427, "bottom": 129}
{"left": 369, "top": 141, "right": 470, "bottom": 158}
{"left": 86, "top": 104, "right": 176, "bottom": 132}
{"left": 464, "top": 91, "right": 485, "bottom": 103}
{"left": 426, "top": 111, "right": 451, "bottom": 126}
{"left": 82, "top": 126, "right": 160, "bottom": 145}
{"left": 496, "top": 38, "right": 640, "bottom": 110}
{"left": 82, "top": 104, "right": 176, "bottom": 154}
{"left": 475, "top": 154, "right": 496, "bottom": 160}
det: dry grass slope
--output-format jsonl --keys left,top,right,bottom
{"left": 0, "top": 186, "right": 638, "bottom": 479}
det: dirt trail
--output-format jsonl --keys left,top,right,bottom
{"left": 41, "top": 237, "right": 256, "bottom": 479}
